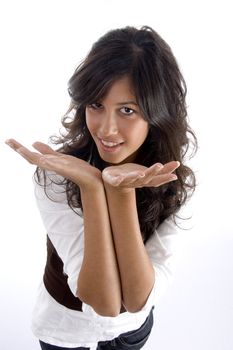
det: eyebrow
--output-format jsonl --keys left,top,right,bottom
{"left": 115, "top": 101, "right": 138, "bottom": 106}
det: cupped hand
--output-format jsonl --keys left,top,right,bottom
{"left": 5, "top": 139, "right": 102, "bottom": 188}
{"left": 102, "top": 161, "right": 180, "bottom": 190}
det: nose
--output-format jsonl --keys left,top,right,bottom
{"left": 99, "top": 112, "right": 118, "bottom": 137}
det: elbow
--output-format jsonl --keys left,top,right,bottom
{"left": 123, "top": 287, "right": 154, "bottom": 313}
{"left": 85, "top": 299, "right": 121, "bottom": 317}
{"left": 77, "top": 289, "right": 121, "bottom": 317}
{"left": 124, "top": 271, "right": 156, "bottom": 313}
{"left": 123, "top": 302, "right": 144, "bottom": 314}
{"left": 93, "top": 305, "right": 121, "bottom": 317}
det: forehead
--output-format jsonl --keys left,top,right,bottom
{"left": 101, "top": 76, "right": 136, "bottom": 102}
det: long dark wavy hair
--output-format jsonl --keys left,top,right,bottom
{"left": 37, "top": 25, "right": 197, "bottom": 244}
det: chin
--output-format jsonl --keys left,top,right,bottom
{"left": 98, "top": 149, "right": 136, "bottom": 165}
{"left": 99, "top": 155, "right": 125, "bottom": 165}
{"left": 102, "top": 158, "right": 123, "bottom": 165}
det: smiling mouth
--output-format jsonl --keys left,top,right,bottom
{"left": 100, "top": 139, "right": 123, "bottom": 147}
{"left": 98, "top": 138, "right": 124, "bottom": 152}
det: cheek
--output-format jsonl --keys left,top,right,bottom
{"left": 133, "top": 122, "right": 149, "bottom": 144}
{"left": 86, "top": 114, "right": 97, "bottom": 134}
{"left": 120, "top": 120, "right": 149, "bottom": 146}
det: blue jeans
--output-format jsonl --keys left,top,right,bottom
{"left": 39, "top": 306, "right": 154, "bottom": 350}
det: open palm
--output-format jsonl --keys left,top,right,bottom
{"left": 102, "top": 161, "right": 180, "bottom": 188}
{"left": 5, "top": 139, "right": 102, "bottom": 187}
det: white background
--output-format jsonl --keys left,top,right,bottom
{"left": 1, "top": 1, "right": 233, "bottom": 349}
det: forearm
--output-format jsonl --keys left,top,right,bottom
{"left": 77, "top": 183, "right": 122, "bottom": 316}
{"left": 104, "top": 185, "right": 155, "bottom": 313}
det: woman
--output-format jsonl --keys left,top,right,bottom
{"left": 6, "top": 25, "right": 197, "bottom": 350}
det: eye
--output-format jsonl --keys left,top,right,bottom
{"left": 120, "top": 106, "right": 135, "bottom": 115}
{"left": 88, "top": 102, "right": 103, "bottom": 109}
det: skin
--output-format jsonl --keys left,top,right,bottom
{"left": 5, "top": 77, "right": 180, "bottom": 316}
{"left": 85, "top": 76, "right": 149, "bottom": 165}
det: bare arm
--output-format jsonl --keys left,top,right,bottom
{"left": 77, "top": 182, "right": 122, "bottom": 316}
{"left": 5, "top": 140, "right": 122, "bottom": 316}
{"left": 5, "top": 139, "right": 179, "bottom": 315}
{"left": 102, "top": 161, "right": 180, "bottom": 313}
{"left": 104, "top": 185, "right": 155, "bottom": 313}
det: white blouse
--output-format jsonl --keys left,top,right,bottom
{"left": 31, "top": 173, "right": 180, "bottom": 349}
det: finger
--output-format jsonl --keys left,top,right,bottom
{"left": 5, "top": 139, "right": 59, "bottom": 167}
{"left": 110, "top": 173, "right": 145, "bottom": 188}
{"left": 109, "top": 171, "right": 177, "bottom": 189}
{"left": 5, "top": 139, "right": 40, "bottom": 164}
{"left": 145, "top": 173, "right": 177, "bottom": 187}
{"left": 16, "top": 146, "right": 45, "bottom": 165}
{"left": 143, "top": 161, "right": 179, "bottom": 184}
{"left": 140, "top": 163, "right": 164, "bottom": 184}
{"left": 5, "top": 138, "right": 25, "bottom": 152}
{"left": 116, "top": 171, "right": 147, "bottom": 187}
{"left": 158, "top": 161, "right": 180, "bottom": 174}
{"left": 144, "top": 163, "right": 164, "bottom": 177}
{"left": 5, "top": 139, "right": 56, "bottom": 156}
{"left": 32, "top": 142, "right": 58, "bottom": 155}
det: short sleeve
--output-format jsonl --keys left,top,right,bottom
{"left": 33, "top": 172, "right": 84, "bottom": 296}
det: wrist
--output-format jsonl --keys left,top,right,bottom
{"left": 104, "top": 182, "right": 135, "bottom": 195}
{"left": 80, "top": 178, "right": 105, "bottom": 194}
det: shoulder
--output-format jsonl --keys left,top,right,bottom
{"left": 33, "top": 170, "right": 66, "bottom": 201}
{"left": 157, "top": 217, "right": 179, "bottom": 236}
{"left": 33, "top": 170, "right": 81, "bottom": 216}
{"left": 145, "top": 216, "right": 180, "bottom": 253}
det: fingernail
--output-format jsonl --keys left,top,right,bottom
{"left": 5, "top": 140, "right": 13, "bottom": 147}
{"left": 156, "top": 163, "right": 163, "bottom": 169}
{"left": 171, "top": 174, "right": 177, "bottom": 180}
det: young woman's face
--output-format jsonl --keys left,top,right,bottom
{"left": 85, "top": 76, "right": 149, "bottom": 164}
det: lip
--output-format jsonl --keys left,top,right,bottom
{"left": 97, "top": 138, "right": 124, "bottom": 153}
